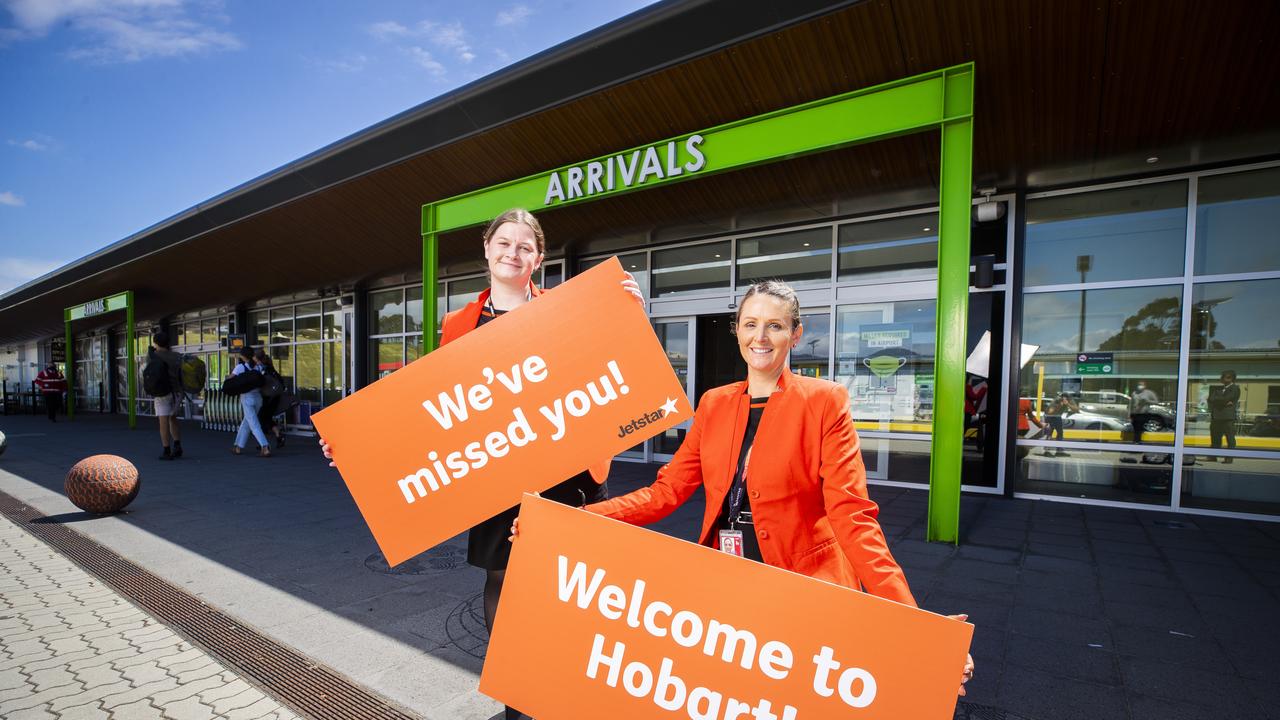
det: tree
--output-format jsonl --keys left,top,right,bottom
{"left": 1098, "top": 296, "right": 1181, "bottom": 351}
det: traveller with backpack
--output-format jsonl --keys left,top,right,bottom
{"left": 145, "top": 332, "right": 185, "bottom": 460}
{"left": 226, "top": 345, "right": 271, "bottom": 457}
{"left": 253, "top": 348, "right": 287, "bottom": 450}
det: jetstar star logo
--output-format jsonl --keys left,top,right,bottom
{"left": 616, "top": 397, "right": 680, "bottom": 438}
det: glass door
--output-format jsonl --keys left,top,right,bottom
{"left": 650, "top": 317, "right": 695, "bottom": 462}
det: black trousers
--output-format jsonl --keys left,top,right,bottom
{"left": 42, "top": 392, "right": 60, "bottom": 420}
{"left": 1209, "top": 419, "right": 1236, "bottom": 450}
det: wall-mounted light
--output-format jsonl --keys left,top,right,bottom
{"left": 974, "top": 187, "right": 1005, "bottom": 223}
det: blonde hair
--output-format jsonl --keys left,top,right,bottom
{"left": 482, "top": 208, "right": 545, "bottom": 255}
{"left": 735, "top": 280, "right": 801, "bottom": 329}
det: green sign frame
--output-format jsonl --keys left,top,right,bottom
{"left": 420, "top": 63, "right": 975, "bottom": 543}
{"left": 63, "top": 291, "right": 136, "bottom": 429}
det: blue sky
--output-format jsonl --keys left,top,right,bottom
{"left": 0, "top": 0, "right": 655, "bottom": 294}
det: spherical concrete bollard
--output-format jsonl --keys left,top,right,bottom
{"left": 65, "top": 454, "right": 140, "bottom": 514}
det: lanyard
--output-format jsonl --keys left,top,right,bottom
{"left": 485, "top": 286, "right": 533, "bottom": 314}
{"left": 726, "top": 447, "right": 753, "bottom": 529}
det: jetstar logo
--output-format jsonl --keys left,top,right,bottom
{"left": 617, "top": 397, "right": 680, "bottom": 438}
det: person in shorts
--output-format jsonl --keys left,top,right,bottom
{"left": 151, "top": 332, "right": 185, "bottom": 460}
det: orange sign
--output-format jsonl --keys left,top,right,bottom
{"left": 483, "top": 496, "right": 973, "bottom": 720}
{"left": 311, "top": 258, "right": 691, "bottom": 566}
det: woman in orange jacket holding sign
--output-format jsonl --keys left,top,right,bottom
{"left": 569, "top": 279, "right": 974, "bottom": 693}
{"left": 323, "top": 207, "right": 641, "bottom": 720}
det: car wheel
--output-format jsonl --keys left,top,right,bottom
{"left": 1143, "top": 418, "right": 1165, "bottom": 433}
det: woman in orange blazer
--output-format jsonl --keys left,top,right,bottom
{"left": 580, "top": 279, "right": 974, "bottom": 693}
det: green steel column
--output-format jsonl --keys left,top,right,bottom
{"left": 64, "top": 315, "right": 74, "bottom": 420}
{"left": 422, "top": 206, "right": 439, "bottom": 355}
{"left": 126, "top": 291, "right": 135, "bottom": 429}
{"left": 927, "top": 68, "right": 975, "bottom": 544}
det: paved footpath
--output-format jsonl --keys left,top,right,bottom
{"left": 0, "top": 515, "right": 299, "bottom": 720}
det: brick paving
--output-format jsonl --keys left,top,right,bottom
{"left": 0, "top": 514, "right": 300, "bottom": 720}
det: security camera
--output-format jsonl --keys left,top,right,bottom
{"left": 973, "top": 188, "right": 1005, "bottom": 222}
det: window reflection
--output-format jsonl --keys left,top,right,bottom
{"left": 1025, "top": 182, "right": 1187, "bottom": 286}
{"left": 1185, "top": 278, "right": 1280, "bottom": 452}
{"left": 1182, "top": 456, "right": 1280, "bottom": 515}
{"left": 1195, "top": 167, "right": 1280, "bottom": 276}
{"left": 1020, "top": 286, "right": 1181, "bottom": 446}
{"left": 737, "top": 227, "right": 831, "bottom": 287}
{"left": 791, "top": 311, "right": 829, "bottom": 378}
{"left": 837, "top": 213, "right": 938, "bottom": 282}
{"left": 652, "top": 242, "right": 731, "bottom": 297}
{"left": 1015, "top": 448, "right": 1172, "bottom": 505}
{"left": 580, "top": 253, "right": 650, "bottom": 299}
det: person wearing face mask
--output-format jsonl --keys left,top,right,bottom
{"left": 515, "top": 279, "right": 973, "bottom": 697}
{"left": 321, "top": 208, "right": 641, "bottom": 720}
{"left": 1129, "top": 380, "right": 1160, "bottom": 443}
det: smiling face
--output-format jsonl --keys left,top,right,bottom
{"left": 736, "top": 293, "right": 803, "bottom": 378}
{"left": 484, "top": 221, "right": 543, "bottom": 287}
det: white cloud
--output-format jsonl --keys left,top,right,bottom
{"left": 366, "top": 20, "right": 408, "bottom": 40}
{"left": 495, "top": 5, "right": 531, "bottom": 27}
{"left": 404, "top": 46, "right": 444, "bottom": 77}
{"left": 0, "top": 0, "right": 241, "bottom": 63}
{"left": 369, "top": 17, "right": 474, "bottom": 65}
{"left": 308, "top": 53, "right": 367, "bottom": 73}
{"left": 8, "top": 137, "right": 48, "bottom": 151}
{"left": 0, "top": 256, "right": 64, "bottom": 295}
{"left": 427, "top": 21, "right": 473, "bottom": 63}
{"left": 0, "top": 191, "right": 25, "bottom": 207}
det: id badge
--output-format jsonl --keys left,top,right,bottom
{"left": 718, "top": 529, "right": 744, "bottom": 557}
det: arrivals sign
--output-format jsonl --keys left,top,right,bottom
{"left": 483, "top": 495, "right": 973, "bottom": 720}
{"left": 544, "top": 135, "right": 706, "bottom": 206}
{"left": 66, "top": 292, "right": 129, "bottom": 321}
{"left": 311, "top": 258, "right": 691, "bottom": 566}
{"left": 1075, "top": 352, "right": 1114, "bottom": 375}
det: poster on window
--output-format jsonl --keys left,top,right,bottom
{"left": 849, "top": 323, "right": 916, "bottom": 424}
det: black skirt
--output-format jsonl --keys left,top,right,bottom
{"left": 467, "top": 471, "right": 607, "bottom": 570}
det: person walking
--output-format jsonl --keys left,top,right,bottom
{"left": 1041, "top": 392, "right": 1078, "bottom": 456}
{"left": 146, "top": 332, "right": 186, "bottom": 459}
{"left": 1207, "top": 370, "right": 1240, "bottom": 463}
{"left": 253, "top": 348, "right": 286, "bottom": 449}
{"left": 230, "top": 346, "right": 271, "bottom": 457}
{"left": 33, "top": 363, "right": 66, "bottom": 422}
{"left": 1129, "top": 380, "right": 1160, "bottom": 443}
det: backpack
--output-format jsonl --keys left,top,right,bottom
{"left": 180, "top": 354, "right": 207, "bottom": 393}
{"left": 259, "top": 369, "right": 284, "bottom": 400}
{"left": 142, "top": 354, "right": 172, "bottom": 397}
{"left": 221, "top": 364, "right": 264, "bottom": 396}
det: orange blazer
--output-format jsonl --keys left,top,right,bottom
{"left": 441, "top": 284, "right": 611, "bottom": 484}
{"left": 586, "top": 371, "right": 915, "bottom": 606}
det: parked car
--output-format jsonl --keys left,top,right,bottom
{"left": 1071, "top": 390, "right": 1175, "bottom": 432}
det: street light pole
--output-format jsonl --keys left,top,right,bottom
{"left": 1076, "top": 254, "right": 1093, "bottom": 353}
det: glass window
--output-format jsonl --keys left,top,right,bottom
{"left": 405, "top": 286, "right": 423, "bottom": 333}
{"left": 448, "top": 277, "right": 488, "bottom": 312}
{"left": 652, "top": 241, "right": 731, "bottom": 297}
{"left": 1195, "top": 167, "right": 1280, "bottom": 276}
{"left": 1021, "top": 286, "right": 1182, "bottom": 446}
{"left": 322, "top": 300, "right": 343, "bottom": 341}
{"left": 737, "top": 227, "right": 832, "bottom": 287}
{"left": 791, "top": 311, "right": 830, "bottom": 378}
{"left": 860, "top": 437, "right": 931, "bottom": 484}
{"left": 295, "top": 343, "right": 321, "bottom": 405}
{"left": 406, "top": 335, "right": 423, "bottom": 365}
{"left": 1015, "top": 448, "right": 1173, "bottom": 506}
{"left": 835, "top": 299, "right": 936, "bottom": 432}
{"left": 1181, "top": 457, "right": 1280, "bottom": 516}
{"left": 201, "top": 319, "right": 219, "bottom": 346}
{"left": 369, "top": 289, "right": 404, "bottom": 335}
{"left": 542, "top": 262, "right": 564, "bottom": 289}
{"left": 269, "top": 344, "right": 293, "bottom": 391}
{"left": 838, "top": 213, "right": 938, "bottom": 282}
{"left": 174, "top": 323, "right": 189, "bottom": 348}
{"left": 323, "top": 338, "right": 344, "bottom": 406}
{"left": 296, "top": 303, "right": 322, "bottom": 343}
{"left": 372, "top": 337, "right": 403, "bottom": 381}
{"left": 581, "top": 253, "right": 650, "bottom": 299}
{"left": 1025, "top": 182, "right": 1187, "bottom": 286}
{"left": 269, "top": 308, "right": 294, "bottom": 346}
{"left": 1185, "top": 278, "right": 1280, "bottom": 450}
{"left": 652, "top": 320, "right": 689, "bottom": 456}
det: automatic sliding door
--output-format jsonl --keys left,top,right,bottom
{"left": 650, "top": 318, "right": 694, "bottom": 461}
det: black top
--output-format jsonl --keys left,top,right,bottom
{"left": 713, "top": 396, "right": 770, "bottom": 562}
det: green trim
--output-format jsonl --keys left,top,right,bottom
{"left": 64, "top": 291, "right": 136, "bottom": 429}
{"left": 421, "top": 63, "right": 976, "bottom": 544}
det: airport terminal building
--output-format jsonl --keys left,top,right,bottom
{"left": 2, "top": 0, "right": 1278, "bottom": 522}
